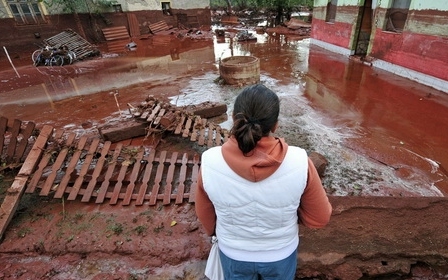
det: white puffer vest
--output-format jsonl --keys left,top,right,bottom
{"left": 201, "top": 146, "right": 308, "bottom": 262}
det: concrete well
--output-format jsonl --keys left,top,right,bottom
{"left": 219, "top": 56, "right": 260, "bottom": 86}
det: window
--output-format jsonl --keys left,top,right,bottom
{"left": 7, "top": 0, "right": 46, "bottom": 25}
{"left": 325, "top": 0, "right": 338, "bottom": 23}
{"left": 161, "top": 2, "right": 172, "bottom": 16}
{"left": 385, "top": 0, "right": 411, "bottom": 32}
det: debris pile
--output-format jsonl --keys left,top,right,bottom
{"left": 98, "top": 96, "right": 228, "bottom": 146}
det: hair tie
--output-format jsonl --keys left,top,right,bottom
{"left": 247, "top": 117, "right": 259, "bottom": 125}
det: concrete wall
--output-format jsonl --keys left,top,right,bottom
{"left": 311, "top": 0, "right": 448, "bottom": 93}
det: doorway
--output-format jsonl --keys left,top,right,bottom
{"left": 354, "top": 0, "right": 373, "bottom": 56}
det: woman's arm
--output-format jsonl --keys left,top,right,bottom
{"left": 195, "top": 169, "right": 217, "bottom": 235}
{"left": 298, "top": 158, "right": 332, "bottom": 228}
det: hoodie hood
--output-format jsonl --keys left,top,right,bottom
{"left": 221, "top": 136, "right": 288, "bottom": 182}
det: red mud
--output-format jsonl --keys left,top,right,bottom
{"left": 1, "top": 29, "right": 448, "bottom": 279}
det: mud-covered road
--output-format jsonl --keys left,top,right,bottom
{"left": 1, "top": 28, "right": 448, "bottom": 279}
{"left": 1, "top": 30, "right": 447, "bottom": 197}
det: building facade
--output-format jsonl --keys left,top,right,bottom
{"left": 311, "top": 0, "right": 448, "bottom": 93}
{"left": 0, "top": 0, "right": 211, "bottom": 53}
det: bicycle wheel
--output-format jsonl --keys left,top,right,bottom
{"left": 50, "top": 55, "right": 64, "bottom": 66}
{"left": 31, "top": 49, "right": 42, "bottom": 63}
{"left": 34, "top": 54, "right": 43, "bottom": 66}
{"left": 68, "top": 50, "right": 76, "bottom": 64}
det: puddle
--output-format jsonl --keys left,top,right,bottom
{"left": 1, "top": 31, "right": 447, "bottom": 197}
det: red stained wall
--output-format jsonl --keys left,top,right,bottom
{"left": 370, "top": 30, "right": 448, "bottom": 81}
{"left": 311, "top": 18, "right": 352, "bottom": 49}
{"left": 0, "top": 9, "right": 211, "bottom": 55}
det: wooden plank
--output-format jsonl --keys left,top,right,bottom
{"left": 102, "top": 26, "right": 130, "bottom": 41}
{"left": 0, "top": 116, "right": 7, "bottom": 158}
{"left": 175, "top": 153, "right": 189, "bottom": 204}
{"left": 67, "top": 137, "right": 100, "bottom": 199}
{"left": 29, "top": 129, "right": 68, "bottom": 195}
{"left": 96, "top": 143, "right": 123, "bottom": 203}
{"left": 174, "top": 115, "right": 186, "bottom": 134}
{"left": 81, "top": 141, "right": 112, "bottom": 202}
{"left": 135, "top": 149, "right": 156, "bottom": 205}
{"left": 153, "top": 108, "right": 166, "bottom": 125}
{"left": 207, "top": 123, "right": 215, "bottom": 148}
{"left": 149, "top": 151, "right": 167, "bottom": 205}
{"left": 149, "top": 21, "right": 170, "bottom": 33}
{"left": 6, "top": 119, "right": 21, "bottom": 162}
{"left": 54, "top": 136, "right": 88, "bottom": 199}
{"left": 163, "top": 152, "right": 178, "bottom": 205}
{"left": 109, "top": 150, "right": 131, "bottom": 205}
{"left": 14, "top": 121, "right": 36, "bottom": 163}
{"left": 36, "top": 131, "right": 75, "bottom": 195}
{"left": 127, "top": 13, "right": 141, "bottom": 38}
{"left": 98, "top": 120, "right": 147, "bottom": 143}
{"left": 198, "top": 128, "right": 206, "bottom": 146}
{"left": 182, "top": 118, "right": 192, "bottom": 138}
{"left": 0, "top": 125, "right": 53, "bottom": 240}
{"left": 147, "top": 104, "right": 161, "bottom": 123}
{"left": 190, "top": 117, "right": 200, "bottom": 142}
{"left": 215, "top": 126, "right": 222, "bottom": 146}
{"left": 188, "top": 153, "right": 200, "bottom": 203}
{"left": 122, "top": 148, "right": 145, "bottom": 205}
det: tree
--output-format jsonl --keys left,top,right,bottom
{"left": 211, "top": 0, "right": 314, "bottom": 26}
{"left": 43, "top": 0, "right": 112, "bottom": 40}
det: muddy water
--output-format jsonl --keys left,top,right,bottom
{"left": 1, "top": 30, "right": 447, "bottom": 197}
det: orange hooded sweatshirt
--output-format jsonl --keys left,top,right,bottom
{"left": 195, "top": 136, "right": 332, "bottom": 236}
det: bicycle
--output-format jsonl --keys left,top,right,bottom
{"left": 32, "top": 45, "right": 76, "bottom": 67}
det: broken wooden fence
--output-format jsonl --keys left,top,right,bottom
{"left": 23, "top": 130, "right": 199, "bottom": 206}
{"left": 0, "top": 120, "right": 203, "bottom": 239}
{"left": 0, "top": 116, "right": 36, "bottom": 169}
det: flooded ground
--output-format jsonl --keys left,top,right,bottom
{"left": 1, "top": 29, "right": 447, "bottom": 197}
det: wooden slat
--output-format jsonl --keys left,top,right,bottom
{"left": 68, "top": 138, "right": 101, "bottom": 200}
{"left": 215, "top": 126, "right": 222, "bottom": 146}
{"left": 109, "top": 150, "right": 131, "bottom": 205}
{"left": 175, "top": 153, "right": 188, "bottom": 204}
{"left": 0, "top": 116, "right": 7, "bottom": 157}
{"left": 0, "top": 125, "right": 53, "bottom": 240}
{"left": 102, "top": 26, "right": 130, "bottom": 41}
{"left": 14, "top": 121, "right": 36, "bottom": 163}
{"left": 96, "top": 143, "right": 123, "bottom": 203}
{"left": 174, "top": 115, "right": 186, "bottom": 134}
{"left": 163, "top": 152, "right": 178, "bottom": 205}
{"left": 190, "top": 117, "right": 200, "bottom": 142}
{"left": 127, "top": 13, "right": 141, "bottom": 38}
{"left": 182, "top": 118, "right": 192, "bottom": 138}
{"left": 37, "top": 132, "right": 75, "bottom": 195}
{"left": 149, "top": 21, "right": 170, "bottom": 33}
{"left": 122, "top": 148, "right": 145, "bottom": 205}
{"left": 149, "top": 151, "right": 166, "bottom": 205}
{"left": 189, "top": 154, "right": 200, "bottom": 203}
{"left": 54, "top": 136, "right": 88, "bottom": 198}
{"left": 207, "top": 123, "right": 215, "bottom": 148}
{"left": 135, "top": 149, "right": 156, "bottom": 205}
{"left": 81, "top": 141, "right": 112, "bottom": 202}
{"left": 30, "top": 129, "right": 67, "bottom": 195}
{"left": 147, "top": 104, "right": 161, "bottom": 123}
{"left": 6, "top": 119, "right": 21, "bottom": 162}
{"left": 154, "top": 108, "right": 165, "bottom": 125}
{"left": 198, "top": 127, "right": 206, "bottom": 146}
